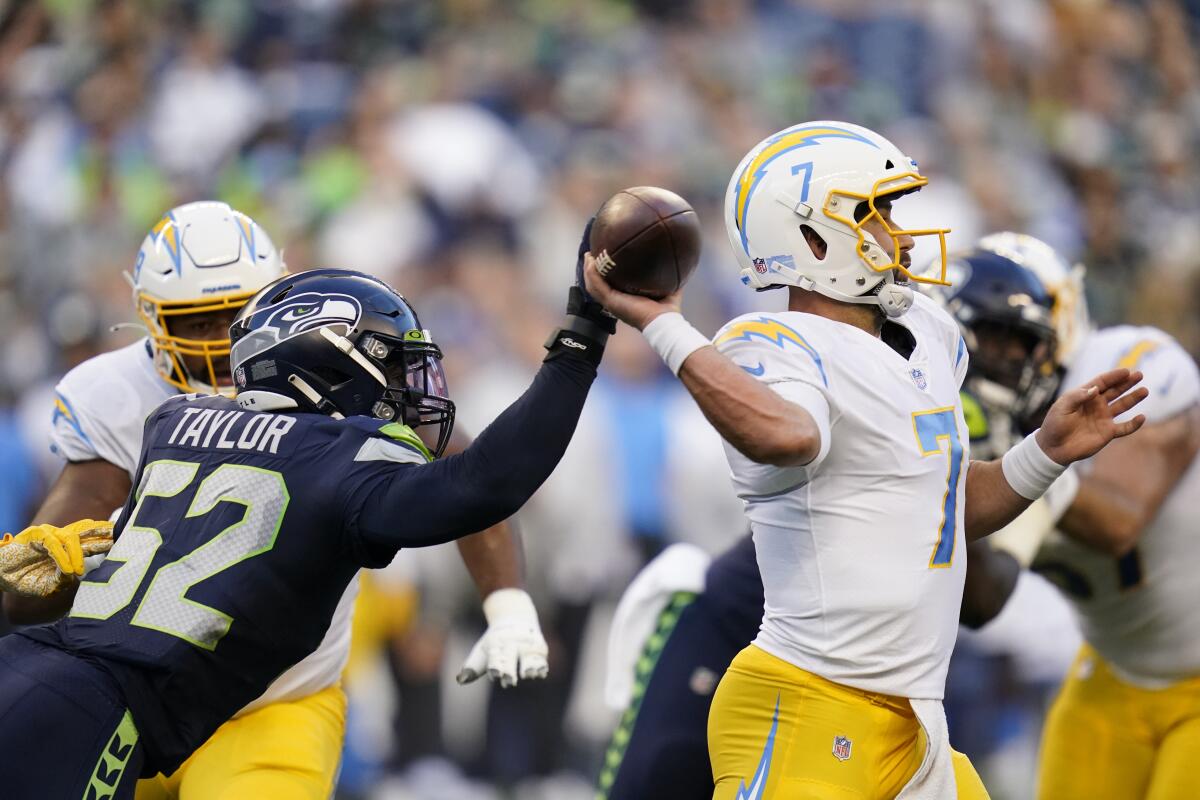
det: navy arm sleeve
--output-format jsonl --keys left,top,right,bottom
{"left": 343, "top": 352, "right": 596, "bottom": 562}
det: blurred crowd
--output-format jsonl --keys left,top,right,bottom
{"left": 0, "top": 0, "right": 1196, "bottom": 797}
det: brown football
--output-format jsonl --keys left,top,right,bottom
{"left": 588, "top": 186, "right": 702, "bottom": 299}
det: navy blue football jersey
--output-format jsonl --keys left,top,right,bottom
{"left": 18, "top": 331, "right": 599, "bottom": 776}
{"left": 701, "top": 533, "right": 764, "bottom": 644}
{"left": 22, "top": 394, "right": 449, "bottom": 774}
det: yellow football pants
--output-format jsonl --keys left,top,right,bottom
{"left": 1038, "top": 644, "right": 1200, "bottom": 800}
{"left": 709, "top": 645, "right": 988, "bottom": 800}
{"left": 134, "top": 683, "right": 346, "bottom": 800}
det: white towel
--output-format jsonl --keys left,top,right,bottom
{"left": 895, "top": 699, "right": 958, "bottom": 799}
{"left": 603, "top": 543, "right": 710, "bottom": 711}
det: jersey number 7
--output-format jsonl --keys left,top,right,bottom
{"left": 912, "top": 408, "right": 963, "bottom": 568}
{"left": 69, "top": 459, "right": 289, "bottom": 650}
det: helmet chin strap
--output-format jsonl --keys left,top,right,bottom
{"left": 796, "top": 273, "right": 914, "bottom": 318}
{"left": 875, "top": 281, "right": 914, "bottom": 318}
{"left": 780, "top": 204, "right": 914, "bottom": 318}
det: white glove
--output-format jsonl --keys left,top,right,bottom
{"left": 456, "top": 588, "right": 549, "bottom": 688}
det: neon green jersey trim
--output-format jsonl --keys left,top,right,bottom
{"left": 378, "top": 422, "right": 433, "bottom": 462}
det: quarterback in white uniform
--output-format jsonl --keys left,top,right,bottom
{"left": 715, "top": 291, "right": 969, "bottom": 701}
{"left": 948, "top": 233, "right": 1200, "bottom": 800}
{"left": 5, "top": 202, "right": 550, "bottom": 799}
{"left": 585, "top": 121, "right": 1148, "bottom": 799}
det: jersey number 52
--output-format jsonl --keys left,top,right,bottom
{"left": 70, "top": 459, "right": 289, "bottom": 650}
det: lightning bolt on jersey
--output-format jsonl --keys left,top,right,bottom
{"left": 47, "top": 339, "right": 358, "bottom": 717}
{"left": 713, "top": 292, "right": 969, "bottom": 700}
{"left": 50, "top": 341, "right": 174, "bottom": 474}
{"left": 24, "top": 394, "right": 439, "bottom": 775}
{"left": 1033, "top": 325, "right": 1200, "bottom": 685}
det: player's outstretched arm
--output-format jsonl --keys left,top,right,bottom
{"left": 1057, "top": 405, "right": 1200, "bottom": 556}
{"left": 964, "top": 368, "right": 1148, "bottom": 541}
{"left": 2, "top": 459, "right": 130, "bottom": 624}
{"left": 352, "top": 322, "right": 602, "bottom": 548}
{"left": 351, "top": 229, "right": 613, "bottom": 551}
{"left": 583, "top": 255, "right": 821, "bottom": 467}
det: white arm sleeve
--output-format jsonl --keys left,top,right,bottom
{"left": 50, "top": 389, "right": 105, "bottom": 463}
{"left": 713, "top": 314, "right": 836, "bottom": 494}
{"left": 953, "top": 334, "right": 969, "bottom": 389}
{"left": 49, "top": 347, "right": 169, "bottom": 477}
{"left": 771, "top": 380, "right": 832, "bottom": 471}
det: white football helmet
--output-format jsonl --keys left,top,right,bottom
{"left": 130, "top": 201, "right": 286, "bottom": 395}
{"left": 725, "top": 121, "right": 950, "bottom": 318}
{"left": 976, "top": 232, "right": 1090, "bottom": 365}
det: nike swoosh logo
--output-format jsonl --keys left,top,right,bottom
{"left": 735, "top": 695, "right": 780, "bottom": 800}
{"left": 741, "top": 362, "right": 766, "bottom": 376}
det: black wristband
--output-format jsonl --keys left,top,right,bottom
{"left": 543, "top": 319, "right": 607, "bottom": 367}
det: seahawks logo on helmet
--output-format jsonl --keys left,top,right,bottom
{"left": 231, "top": 292, "right": 363, "bottom": 367}
{"left": 257, "top": 292, "right": 362, "bottom": 338}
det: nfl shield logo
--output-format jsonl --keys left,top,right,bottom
{"left": 234, "top": 366, "right": 246, "bottom": 387}
{"left": 910, "top": 368, "right": 927, "bottom": 390}
{"left": 753, "top": 257, "right": 768, "bottom": 274}
{"left": 832, "top": 735, "right": 852, "bottom": 762}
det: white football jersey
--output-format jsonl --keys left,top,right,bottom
{"left": 1033, "top": 325, "right": 1200, "bottom": 685}
{"left": 714, "top": 292, "right": 969, "bottom": 700}
{"left": 50, "top": 339, "right": 357, "bottom": 715}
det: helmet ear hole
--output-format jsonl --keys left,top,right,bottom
{"left": 799, "top": 225, "right": 828, "bottom": 261}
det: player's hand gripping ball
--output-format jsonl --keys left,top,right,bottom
{"left": 588, "top": 186, "right": 702, "bottom": 300}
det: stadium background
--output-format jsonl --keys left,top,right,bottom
{"left": 0, "top": 1, "right": 1196, "bottom": 798}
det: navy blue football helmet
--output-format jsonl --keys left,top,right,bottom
{"left": 933, "top": 248, "right": 1061, "bottom": 434}
{"left": 229, "top": 269, "right": 454, "bottom": 457}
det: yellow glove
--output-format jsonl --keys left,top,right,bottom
{"left": 0, "top": 520, "right": 114, "bottom": 596}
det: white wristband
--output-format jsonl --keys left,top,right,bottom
{"left": 482, "top": 588, "right": 538, "bottom": 625}
{"left": 1001, "top": 431, "right": 1067, "bottom": 500}
{"left": 642, "top": 312, "right": 710, "bottom": 376}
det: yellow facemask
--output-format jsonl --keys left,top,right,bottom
{"left": 823, "top": 173, "right": 951, "bottom": 287}
{"left": 136, "top": 290, "right": 259, "bottom": 395}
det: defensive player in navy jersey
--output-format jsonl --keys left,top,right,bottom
{"left": 0, "top": 265, "right": 614, "bottom": 799}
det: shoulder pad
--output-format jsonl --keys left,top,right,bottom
{"left": 714, "top": 313, "right": 829, "bottom": 388}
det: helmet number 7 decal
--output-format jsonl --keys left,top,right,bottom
{"left": 790, "top": 162, "right": 814, "bottom": 203}
{"left": 912, "top": 407, "right": 964, "bottom": 568}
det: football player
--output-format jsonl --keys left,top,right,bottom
{"left": 597, "top": 428, "right": 1018, "bottom": 798}
{"left": 596, "top": 336, "right": 1027, "bottom": 800}
{"left": 941, "top": 234, "right": 1200, "bottom": 800}
{"left": 0, "top": 263, "right": 612, "bottom": 799}
{"left": 2, "top": 201, "right": 550, "bottom": 799}
{"left": 584, "top": 121, "right": 1147, "bottom": 799}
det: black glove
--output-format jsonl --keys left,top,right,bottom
{"left": 544, "top": 217, "right": 615, "bottom": 365}
{"left": 572, "top": 217, "right": 616, "bottom": 334}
